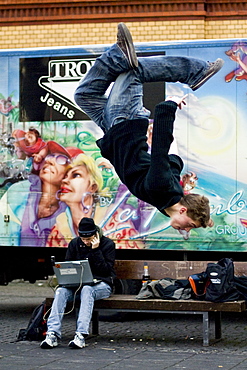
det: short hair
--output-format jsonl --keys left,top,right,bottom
{"left": 179, "top": 193, "right": 211, "bottom": 228}
{"left": 70, "top": 153, "right": 103, "bottom": 192}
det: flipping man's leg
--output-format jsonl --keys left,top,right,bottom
{"left": 75, "top": 22, "right": 223, "bottom": 132}
{"left": 103, "top": 69, "right": 150, "bottom": 131}
{"left": 74, "top": 24, "right": 137, "bottom": 132}
{"left": 101, "top": 55, "right": 218, "bottom": 131}
{"left": 137, "top": 55, "right": 223, "bottom": 90}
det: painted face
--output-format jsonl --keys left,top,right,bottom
{"left": 39, "top": 153, "right": 69, "bottom": 185}
{"left": 60, "top": 165, "right": 96, "bottom": 205}
{"left": 170, "top": 212, "right": 201, "bottom": 232}
{"left": 25, "top": 131, "right": 37, "bottom": 146}
{"left": 182, "top": 172, "right": 198, "bottom": 192}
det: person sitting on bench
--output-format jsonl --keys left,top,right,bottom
{"left": 40, "top": 217, "right": 115, "bottom": 349}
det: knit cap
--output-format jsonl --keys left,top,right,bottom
{"left": 78, "top": 217, "right": 97, "bottom": 237}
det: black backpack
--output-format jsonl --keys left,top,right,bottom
{"left": 17, "top": 301, "right": 48, "bottom": 341}
{"left": 205, "top": 258, "right": 240, "bottom": 302}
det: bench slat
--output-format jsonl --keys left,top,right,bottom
{"left": 94, "top": 295, "right": 246, "bottom": 312}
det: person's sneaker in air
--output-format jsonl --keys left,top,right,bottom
{"left": 40, "top": 332, "right": 58, "bottom": 349}
{"left": 117, "top": 22, "right": 138, "bottom": 69}
{"left": 190, "top": 58, "right": 224, "bottom": 91}
{"left": 68, "top": 332, "right": 85, "bottom": 349}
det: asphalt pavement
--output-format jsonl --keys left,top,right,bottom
{"left": 1, "top": 280, "right": 247, "bottom": 369}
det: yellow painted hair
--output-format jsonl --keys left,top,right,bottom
{"left": 70, "top": 153, "right": 103, "bottom": 191}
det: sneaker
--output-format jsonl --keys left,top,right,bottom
{"left": 117, "top": 22, "right": 138, "bottom": 69}
{"left": 40, "top": 332, "right": 58, "bottom": 349}
{"left": 190, "top": 58, "right": 224, "bottom": 91}
{"left": 68, "top": 332, "right": 85, "bottom": 349}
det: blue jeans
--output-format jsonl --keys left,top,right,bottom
{"left": 74, "top": 43, "right": 208, "bottom": 132}
{"left": 46, "top": 282, "right": 112, "bottom": 338}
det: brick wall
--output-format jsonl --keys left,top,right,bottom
{"left": 1, "top": 19, "right": 247, "bottom": 49}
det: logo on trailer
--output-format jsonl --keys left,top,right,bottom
{"left": 38, "top": 58, "right": 95, "bottom": 111}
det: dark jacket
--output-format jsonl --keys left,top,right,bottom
{"left": 65, "top": 228, "right": 116, "bottom": 288}
{"left": 97, "top": 101, "right": 184, "bottom": 216}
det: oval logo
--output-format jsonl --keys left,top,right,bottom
{"left": 210, "top": 272, "right": 218, "bottom": 276}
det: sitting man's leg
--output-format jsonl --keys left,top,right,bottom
{"left": 68, "top": 282, "right": 112, "bottom": 349}
{"left": 40, "top": 287, "right": 73, "bottom": 349}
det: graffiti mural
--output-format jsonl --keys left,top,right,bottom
{"left": 1, "top": 40, "right": 247, "bottom": 251}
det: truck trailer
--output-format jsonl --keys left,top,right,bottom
{"left": 0, "top": 38, "right": 247, "bottom": 287}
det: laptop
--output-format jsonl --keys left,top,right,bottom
{"left": 53, "top": 259, "right": 95, "bottom": 288}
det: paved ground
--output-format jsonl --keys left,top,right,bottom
{"left": 1, "top": 280, "right": 247, "bottom": 369}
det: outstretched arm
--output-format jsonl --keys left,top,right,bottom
{"left": 165, "top": 94, "right": 188, "bottom": 109}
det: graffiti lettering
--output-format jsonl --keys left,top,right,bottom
{"left": 100, "top": 189, "right": 131, "bottom": 227}
{"left": 216, "top": 224, "right": 247, "bottom": 235}
{"left": 118, "top": 208, "right": 138, "bottom": 223}
{"left": 143, "top": 207, "right": 157, "bottom": 228}
{"left": 211, "top": 191, "right": 246, "bottom": 215}
{"left": 99, "top": 196, "right": 113, "bottom": 207}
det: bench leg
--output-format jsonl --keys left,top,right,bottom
{"left": 202, "top": 312, "right": 209, "bottom": 346}
{"left": 92, "top": 310, "right": 99, "bottom": 335}
{"left": 214, "top": 311, "right": 222, "bottom": 340}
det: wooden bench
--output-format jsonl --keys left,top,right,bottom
{"left": 92, "top": 260, "right": 247, "bottom": 346}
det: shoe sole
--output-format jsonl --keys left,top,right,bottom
{"left": 40, "top": 342, "right": 57, "bottom": 349}
{"left": 68, "top": 342, "right": 85, "bottom": 349}
{"left": 118, "top": 23, "right": 138, "bottom": 69}
{"left": 190, "top": 58, "right": 224, "bottom": 91}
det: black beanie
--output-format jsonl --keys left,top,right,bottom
{"left": 78, "top": 217, "right": 97, "bottom": 237}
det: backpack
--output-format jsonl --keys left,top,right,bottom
{"left": 205, "top": 258, "right": 240, "bottom": 302}
{"left": 17, "top": 301, "right": 48, "bottom": 341}
{"left": 188, "top": 271, "right": 209, "bottom": 299}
